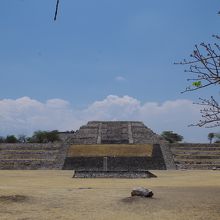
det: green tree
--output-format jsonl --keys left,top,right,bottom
{"left": 46, "top": 130, "right": 60, "bottom": 142}
{"left": 208, "top": 132, "right": 215, "bottom": 144}
{"left": 30, "top": 130, "right": 60, "bottom": 143}
{"left": 5, "top": 135, "right": 18, "bottom": 143}
{"left": 161, "top": 131, "right": 183, "bottom": 143}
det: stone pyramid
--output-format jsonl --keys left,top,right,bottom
{"left": 68, "top": 121, "right": 163, "bottom": 144}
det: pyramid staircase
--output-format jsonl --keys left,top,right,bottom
{"left": 170, "top": 143, "right": 220, "bottom": 169}
{"left": 0, "top": 143, "right": 67, "bottom": 169}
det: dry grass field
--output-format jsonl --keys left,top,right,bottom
{"left": 68, "top": 144, "right": 153, "bottom": 157}
{"left": 0, "top": 170, "right": 219, "bottom": 220}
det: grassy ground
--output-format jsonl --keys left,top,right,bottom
{"left": 68, "top": 144, "right": 153, "bottom": 157}
{"left": 0, "top": 170, "right": 219, "bottom": 220}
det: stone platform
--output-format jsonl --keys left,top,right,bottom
{"left": 73, "top": 170, "right": 157, "bottom": 178}
{"left": 62, "top": 121, "right": 173, "bottom": 170}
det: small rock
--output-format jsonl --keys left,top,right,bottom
{"left": 131, "top": 187, "right": 153, "bottom": 198}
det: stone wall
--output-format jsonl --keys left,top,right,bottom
{"left": 0, "top": 142, "right": 169, "bottom": 170}
{"left": 131, "top": 122, "right": 164, "bottom": 144}
{"left": 63, "top": 144, "right": 166, "bottom": 170}
{"left": 100, "top": 121, "right": 130, "bottom": 144}
{"left": 170, "top": 143, "right": 220, "bottom": 169}
{"left": 160, "top": 141, "right": 176, "bottom": 170}
{"left": 73, "top": 170, "right": 157, "bottom": 178}
{"left": 0, "top": 143, "right": 68, "bottom": 170}
{"left": 69, "top": 123, "right": 99, "bottom": 144}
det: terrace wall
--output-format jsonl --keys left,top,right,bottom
{"left": 0, "top": 143, "right": 68, "bottom": 170}
{"left": 170, "top": 143, "right": 220, "bottom": 169}
{"left": 63, "top": 144, "right": 166, "bottom": 170}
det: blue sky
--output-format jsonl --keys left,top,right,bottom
{"left": 0, "top": 0, "right": 220, "bottom": 142}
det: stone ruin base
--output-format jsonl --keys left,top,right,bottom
{"left": 73, "top": 170, "right": 157, "bottom": 178}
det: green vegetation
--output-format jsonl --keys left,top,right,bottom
{"left": 161, "top": 131, "right": 183, "bottom": 143}
{"left": 27, "top": 130, "right": 60, "bottom": 143}
{"left": 192, "top": 81, "right": 202, "bottom": 87}
{"left": 0, "top": 130, "right": 60, "bottom": 143}
{"left": 0, "top": 136, "right": 17, "bottom": 143}
{"left": 5, "top": 135, "right": 18, "bottom": 143}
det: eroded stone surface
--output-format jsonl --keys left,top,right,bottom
{"left": 131, "top": 187, "right": 154, "bottom": 197}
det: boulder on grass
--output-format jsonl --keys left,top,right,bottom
{"left": 131, "top": 187, "right": 153, "bottom": 198}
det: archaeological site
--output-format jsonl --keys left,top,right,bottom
{"left": 0, "top": 121, "right": 220, "bottom": 174}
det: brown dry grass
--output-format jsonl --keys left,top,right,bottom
{"left": 0, "top": 170, "right": 219, "bottom": 220}
{"left": 68, "top": 144, "right": 153, "bottom": 157}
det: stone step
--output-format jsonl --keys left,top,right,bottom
{"left": 175, "top": 155, "right": 220, "bottom": 160}
{"left": 171, "top": 144, "right": 220, "bottom": 147}
{"left": 173, "top": 153, "right": 220, "bottom": 158}
{"left": 174, "top": 158, "right": 220, "bottom": 165}
{"left": 101, "top": 135, "right": 128, "bottom": 139}
{"left": 171, "top": 150, "right": 220, "bottom": 155}
{"left": 0, "top": 145, "right": 61, "bottom": 151}
{"left": 176, "top": 164, "right": 220, "bottom": 169}
{"left": 0, "top": 153, "right": 57, "bottom": 160}
{"left": 0, "top": 150, "right": 59, "bottom": 154}
{"left": 0, "top": 143, "right": 68, "bottom": 170}
{"left": 0, "top": 159, "right": 59, "bottom": 170}
{"left": 171, "top": 147, "right": 220, "bottom": 151}
{"left": 0, "top": 159, "right": 55, "bottom": 161}
{"left": 72, "top": 138, "right": 97, "bottom": 144}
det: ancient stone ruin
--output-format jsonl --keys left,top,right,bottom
{"left": 64, "top": 121, "right": 163, "bottom": 145}
{"left": 1, "top": 121, "right": 219, "bottom": 172}
{"left": 63, "top": 121, "right": 175, "bottom": 177}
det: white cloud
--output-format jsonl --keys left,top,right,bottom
{"left": 115, "top": 76, "right": 126, "bottom": 82}
{"left": 0, "top": 95, "right": 217, "bottom": 142}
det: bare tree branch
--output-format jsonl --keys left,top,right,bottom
{"left": 54, "top": 0, "right": 60, "bottom": 21}
{"left": 189, "top": 97, "right": 220, "bottom": 128}
{"left": 176, "top": 36, "right": 220, "bottom": 127}
{"left": 175, "top": 41, "right": 220, "bottom": 94}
